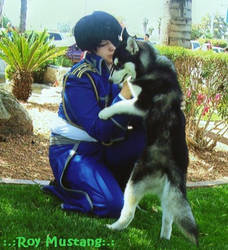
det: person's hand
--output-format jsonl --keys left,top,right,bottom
{"left": 120, "top": 80, "right": 132, "bottom": 99}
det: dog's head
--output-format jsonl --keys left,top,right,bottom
{"left": 110, "top": 36, "right": 180, "bottom": 97}
{"left": 109, "top": 36, "right": 158, "bottom": 84}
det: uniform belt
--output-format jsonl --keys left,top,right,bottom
{"left": 50, "top": 133, "right": 125, "bottom": 147}
{"left": 50, "top": 134, "right": 81, "bottom": 146}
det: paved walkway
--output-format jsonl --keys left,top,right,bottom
{"left": 0, "top": 177, "right": 228, "bottom": 188}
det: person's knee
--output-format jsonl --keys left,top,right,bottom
{"left": 62, "top": 156, "right": 124, "bottom": 218}
{"left": 108, "top": 197, "right": 123, "bottom": 218}
{"left": 96, "top": 197, "right": 123, "bottom": 218}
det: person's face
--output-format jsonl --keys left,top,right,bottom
{"left": 95, "top": 40, "right": 116, "bottom": 66}
{"left": 144, "top": 35, "right": 149, "bottom": 41}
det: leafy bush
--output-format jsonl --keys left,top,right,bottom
{"left": 198, "top": 38, "right": 227, "bottom": 48}
{"left": 0, "top": 30, "right": 66, "bottom": 101}
{"left": 31, "top": 56, "right": 73, "bottom": 83}
{"left": 5, "top": 54, "right": 73, "bottom": 83}
{"left": 157, "top": 45, "right": 228, "bottom": 150}
{"left": 5, "top": 64, "right": 15, "bottom": 81}
{"left": 49, "top": 55, "right": 73, "bottom": 67}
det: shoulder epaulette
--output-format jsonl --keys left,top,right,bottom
{"left": 71, "top": 62, "right": 97, "bottom": 78}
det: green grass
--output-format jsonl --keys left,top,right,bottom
{"left": 0, "top": 184, "right": 227, "bottom": 250}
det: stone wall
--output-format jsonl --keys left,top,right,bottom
{"left": 43, "top": 65, "right": 70, "bottom": 85}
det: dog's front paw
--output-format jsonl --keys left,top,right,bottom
{"left": 106, "top": 222, "right": 126, "bottom": 231}
{"left": 98, "top": 108, "right": 112, "bottom": 120}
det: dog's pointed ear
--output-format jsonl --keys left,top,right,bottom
{"left": 126, "top": 37, "right": 139, "bottom": 55}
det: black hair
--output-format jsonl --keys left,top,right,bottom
{"left": 145, "top": 33, "right": 150, "bottom": 38}
{"left": 74, "top": 11, "right": 128, "bottom": 52}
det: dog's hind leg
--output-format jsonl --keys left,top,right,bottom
{"left": 106, "top": 179, "right": 145, "bottom": 230}
{"left": 160, "top": 177, "right": 198, "bottom": 245}
{"left": 160, "top": 177, "right": 174, "bottom": 240}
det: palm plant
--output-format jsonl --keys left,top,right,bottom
{"left": 0, "top": 30, "right": 66, "bottom": 101}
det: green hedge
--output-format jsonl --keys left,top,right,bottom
{"left": 156, "top": 45, "right": 228, "bottom": 150}
{"left": 197, "top": 38, "right": 227, "bottom": 48}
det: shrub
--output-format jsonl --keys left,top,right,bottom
{"left": 157, "top": 45, "right": 228, "bottom": 150}
{"left": 197, "top": 38, "right": 227, "bottom": 48}
{"left": 49, "top": 55, "right": 73, "bottom": 67}
{"left": 0, "top": 30, "right": 66, "bottom": 101}
{"left": 5, "top": 64, "right": 14, "bottom": 81}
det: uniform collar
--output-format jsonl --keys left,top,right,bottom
{"left": 84, "top": 52, "right": 110, "bottom": 76}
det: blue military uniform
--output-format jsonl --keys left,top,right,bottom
{"left": 43, "top": 52, "right": 146, "bottom": 218}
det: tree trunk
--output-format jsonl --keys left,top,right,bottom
{"left": 0, "top": 0, "right": 4, "bottom": 27}
{"left": 142, "top": 18, "right": 149, "bottom": 35}
{"left": 19, "top": 0, "right": 27, "bottom": 32}
{"left": 12, "top": 70, "right": 33, "bottom": 102}
{"left": 160, "top": 0, "right": 192, "bottom": 48}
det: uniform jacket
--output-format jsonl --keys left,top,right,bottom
{"left": 58, "top": 52, "right": 132, "bottom": 144}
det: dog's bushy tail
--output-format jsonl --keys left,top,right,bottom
{"left": 174, "top": 202, "right": 198, "bottom": 245}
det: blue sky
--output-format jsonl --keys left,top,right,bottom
{"left": 2, "top": 0, "right": 228, "bottom": 37}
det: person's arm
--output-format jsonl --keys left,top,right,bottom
{"left": 63, "top": 74, "right": 131, "bottom": 143}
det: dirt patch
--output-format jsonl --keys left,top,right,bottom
{"left": 0, "top": 102, "right": 227, "bottom": 182}
{"left": 0, "top": 133, "right": 52, "bottom": 180}
{"left": 188, "top": 148, "right": 228, "bottom": 181}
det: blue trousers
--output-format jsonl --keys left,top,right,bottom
{"left": 43, "top": 129, "right": 146, "bottom": 218}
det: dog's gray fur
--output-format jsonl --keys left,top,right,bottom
{"left": 99, "top": 37, "right": 198, "bottom": 245}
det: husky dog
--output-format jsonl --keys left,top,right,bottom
{"left": 98, "top": 37, "right": 198, "bottom": 245}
